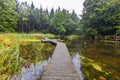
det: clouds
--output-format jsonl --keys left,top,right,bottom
{"left": 18, "top": 0, "right": 84, "bottom": 15}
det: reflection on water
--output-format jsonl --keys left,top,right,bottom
{"left": 11, "top": 42, "right": 55, "bottom": 80}
{"left": 72, "top": 53, "right": 84, "bottom": 80}
{"left": 66, "top": 38, "right": 120, "bottom": 80}
{"left": 11, "top": 59, "right": 50, "bottom": 80}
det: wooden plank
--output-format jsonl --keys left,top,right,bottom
{"left": 41, "top": 39, "right": 79, "bottom": 80}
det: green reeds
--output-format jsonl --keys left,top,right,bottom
{"left": 0, "top": 44, "right": 22, "bottom": 80}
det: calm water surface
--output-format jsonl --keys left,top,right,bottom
{"left": 3, "top": 38, "right": 120, "bottom": 80}
{"left": 11, "top": 42, "right": 55, "bottom": 80}
{"left": 66, "top": 38, "right": 120, "bottom": 80}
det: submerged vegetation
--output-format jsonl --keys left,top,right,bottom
{"left": 81, "top": 56, "right": 117, "bottom": 80}
{"left": 0, "top": 33, "right": 55, "bottom": 80}
{"left": 66, "top": 38, "right": 120, "bottom": 80}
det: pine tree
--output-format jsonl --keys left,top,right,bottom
{"left": 0, "top": 0, "right": 18, "bottom": 32}
{"left": 50, "top": 8, "right": 54, "bottom": 19}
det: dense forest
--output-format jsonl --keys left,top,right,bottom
{"left": 0, "top": 0, "right": 120, "bottom": 36}
{"left": 81, "top": 0, "right": 120, "bottom": 36}
{"left": 0, "top": 0, "right": 80, "bottom": 35}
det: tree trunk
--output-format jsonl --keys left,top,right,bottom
{"left": 33, "top": 24, "right": 34, "bottom": 31}
{"left": 22, "top": 22, "right": 23, "bottom": 33}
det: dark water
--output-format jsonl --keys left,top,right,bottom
{"left": 11, "top": 42, "right": 55, "bottom": 80}
{"left": 66, "top": 39, "right": 120, "bottom": 80}
{"left": 4, "top": 38, "right": 120, "bottom": 80}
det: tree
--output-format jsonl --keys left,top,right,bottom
{"left": 45, "top": 8, "right": 49, "bottom": 15}
{"left": 0, "top": 0, "right": 81, "bottom": 34}
{"left": 71, "top": 10, "right": 79, "bottom": 23}
{"left": 70, "top": 10, "right": 80, "bottom": 34}
{"left": 18, "top": 2, "right": 30, "bottom": 33}
{"left": 50, "top": 10, "right": 77, "bottom": 35}
{"left": 29, "top": 1, "right": 35, "bottom": 32}
{"left": 0, "top": 0, "right": 18, "bottom": 32}
{"left": 38, "top": 7, "right": 50, "bottom": 32}
{"left": 50, "top": 12, "right": 66, "bottom": 35}
{"left": 49, "top": 8, "right": 54, "bottom": 19}
{"left": 81, "top": 0, "right": 120, "bottom": 36}
{"left": 58, "top": 6, "right": 61, "bottom": 12}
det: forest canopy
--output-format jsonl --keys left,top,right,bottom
{"left": 0, "top": 0, "right": 80, "bottom": 36}
{"left": 81, "top": 0, "right": 120, "bottom": 36}
{"left": 0, "top": 0, "right": 120, "bottom": 36}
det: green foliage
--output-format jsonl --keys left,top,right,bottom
{"left": 0, "top": 44, "right": 22, "bottom": 79}
{"left": 50, "top": 8, "right": 54, "bottom": 19}
{"left": 5, "top": 33, "right": 36, "bottom": 39}
{"left": 39, "top": 8, "right": 50, "bottom": 32}
{"left": 0, "top": 41, "right": 55, "bottom": 79}
{"left": 0, "top": 0, "right": 18, "bottom": 32}
{"left": 0, "top": 1, "right": 81, "bottom": 35}
{"left": 66, "top": 35, "right": 79, "bottom": 40}
{"left": 81, "top": 0, "right": 120, "bottom": 36}
{"left": 0, "top": 33, "right": 55, "bottom": 41}
{"left": 17, "top": 2, "right": 30, "bottom": 33}
{"left": 115, "top": 25, "right": 120, "bottom": 35}
{"left": 50, "top": 11, "right": 79, "bottom": 35}
{"left": 50, "top": 12, "right": 66, "bottom": 35}
{"left": 0, "top": 33, "right": 55, "bottom": 79}
{"left": 83, "top": 28, "right": 98, "bottom": 36}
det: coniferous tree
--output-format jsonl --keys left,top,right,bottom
{"left": 18, "top": 2, "right": 30, "bottom": 33}
{"left": 50, "top": 8, "right": 54, "bottom": 19}
{"left": 29, "top": 1, "right": 35, "bottom": 32}
{"left": 81, "top": 0, "right": 120, "bottom": 36}
{"left": 0, "top": 0, "right": 18, "bottom": 32}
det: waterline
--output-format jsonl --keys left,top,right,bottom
{"left": 72, "top": 53, "right": 84, "bottom": 80}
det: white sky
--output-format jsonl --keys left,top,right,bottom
{"left": 18, "top": 0, "right": 84, "bottom": 15}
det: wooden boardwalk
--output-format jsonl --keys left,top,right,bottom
{"left": 42, "top": 39, "right": 80, "bottom": 80}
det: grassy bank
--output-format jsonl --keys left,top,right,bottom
{"left": 0, "top": 33, "right": 55, "bottom": 79}
{"left": 66, "top": 35, "right": 79, "bottom": 40}
{"left": 0, "top": 33, "right": 54, "bottom": 42}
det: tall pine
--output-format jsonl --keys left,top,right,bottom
{"left": 0, "top": 0, "right": 18, "bottom": 32}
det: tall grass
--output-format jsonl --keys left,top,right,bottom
{"left": 29, "top": 33, "right": 55, "bottom": 39}
{"left": 0, "top": 44, "right": 22, "bottom": 79}
{"left": 6, "top": 33, "right": 36, "bottom": 39}
{"left": 0, "top": 33, "right": 55, "bottom": 80}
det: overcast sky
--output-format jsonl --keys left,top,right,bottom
{"left": 18, "top": 0, "right": 84, "bottom": 15}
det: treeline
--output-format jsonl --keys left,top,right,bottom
{"left": 0, "top": 0, "right": 80, "bottom": 35}
{"left": 81, "top": 0, "right": 120, "bottom": 36}
{"left": 1, "top": 0, "right": 120, "bottom": 36}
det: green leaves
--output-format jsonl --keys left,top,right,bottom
{"left": 0, "top": 0, "right": 18, "bottom": 32}
{"left": 81, "top": 0, "right": 120, "bottom": 35}
{"left": 0, "top": 1, "right": 80, "bottom": 34}
{"left": 115, "top": 26, "right": 120, "bottom": 35}
{"left": 51, "top": 9, "right": 79, "bottom": 36}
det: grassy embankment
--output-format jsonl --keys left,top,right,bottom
{"left": 0, "top": 33, "right": 54, "bottom": 79}
{"left": 66, "top": 35, "right": 79, "bottom": 40}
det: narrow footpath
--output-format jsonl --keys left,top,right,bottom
{"left": 41, "top": 39, "right": 80, "bottom": 80}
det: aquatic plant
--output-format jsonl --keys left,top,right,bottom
{"left": 0, "top": 44, "right": 23, "bottom": 80}
{"left": 81, "top": 56, "right": 118, "bottom": 80}
{"left": 0, "top": 33, "right": 55, "bottom": 80}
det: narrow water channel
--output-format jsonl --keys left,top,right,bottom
{"left": 66, "top": 38, "right": 120, "bottom": 80}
